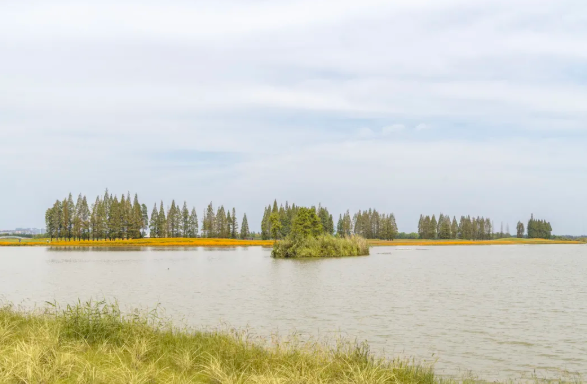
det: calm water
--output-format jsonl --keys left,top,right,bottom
{"left": 1, "top": 245, "right": 586, "bottom": 380}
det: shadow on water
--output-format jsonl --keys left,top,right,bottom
{"left": 47, "top": 247, "right": 147, "bottom": 252}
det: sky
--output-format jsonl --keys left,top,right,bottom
{"left": 1, "top": 0, "right": 586, "bottom": 234}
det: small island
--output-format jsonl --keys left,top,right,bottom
{"left": 271, "top": 207, "right": 370, "bottom": 258}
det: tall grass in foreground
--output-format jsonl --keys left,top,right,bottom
{"left": 0, "top": 300, "right": 440, "bottom": 384}
{"left": 272, "top": 235, "right": 370, "bottom": 258}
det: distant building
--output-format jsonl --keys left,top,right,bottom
{"left": 1, "top": 228, "right": 45, "bottom": 235}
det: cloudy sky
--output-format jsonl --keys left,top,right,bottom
{"left": 1, "top": 0, "right": 586, "bottom": 234}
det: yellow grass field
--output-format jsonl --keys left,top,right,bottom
{"left": 0, "top": 237, "right": 583, "bottom": 247}
{"left": 369, "top": 238, "right": 584, "bottom": 246}
{"left": 0, "top": 237, "right": 273, "bottom": 247}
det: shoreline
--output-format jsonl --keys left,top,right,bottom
{"left": 0, "top": 237, "right": 583, "bottom": 247}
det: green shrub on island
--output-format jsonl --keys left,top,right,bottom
{"left": 272, "top": 207, "right": 370, "bottom": 258}
{"left": 272, "top": 234, "right": 370, "bottom": 258}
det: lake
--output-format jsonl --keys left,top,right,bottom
{"left": 0, "top": 245, "right": 585, "bottom": 381}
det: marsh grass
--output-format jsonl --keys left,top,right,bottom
{"left": 0, "top": 300, "right": 449, "bottom": 384}
{"left": 0, "top": 301, "right": 582, "bottom": 383}
{"left": 272, "top": 235, "right": 370, "bottom": 258}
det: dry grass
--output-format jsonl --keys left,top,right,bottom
{"left": 0, "top": 300, "right": 452, "bottom": 384}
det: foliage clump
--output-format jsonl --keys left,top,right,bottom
{"left": 272, "top": 207, "right": 370, "bottom": 258}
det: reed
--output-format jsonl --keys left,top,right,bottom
{"left": 0, "top": 300, "right": 445, "bottom": 384}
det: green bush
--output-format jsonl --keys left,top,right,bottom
{"left": 272, "top": 234, "right": 370, "bottom": 258}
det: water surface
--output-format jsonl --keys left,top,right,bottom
{"left": 1, "top": 245, "right": 585, "bottom": 380}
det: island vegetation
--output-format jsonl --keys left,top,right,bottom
{"left": 271, "top": 207, "right": 370, "bottom": 258}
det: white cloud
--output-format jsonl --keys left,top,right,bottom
{"left": 357, "top": 127, "right": 375, "bottom": 138}
{"left": 1, "top": 0, "right": 586, "bottom": 234}
{"left": 382, "top": 124, "right": 405, "bottom": 136}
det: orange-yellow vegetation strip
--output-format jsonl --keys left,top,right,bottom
{"left": 0, "top": 238, "right": 274, "bottom": 247}
{"left": 368, "top": 239, "right": 583, "bottom": 246}
{"left": 0, "top": 238, "right": 583, "bottom": 247}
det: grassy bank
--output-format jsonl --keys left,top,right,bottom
{"left": 272, "top": 235, "right": 370, "bottom": 258}
{"left": 0, "top": 301, "right": 443, "bottom": 384}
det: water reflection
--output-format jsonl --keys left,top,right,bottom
{"left": 47, "top": 247, "right": 146, "bottom": 252}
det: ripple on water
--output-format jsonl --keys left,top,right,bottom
{"left": 0, "top": 245, "right": 586, "bottom": 381}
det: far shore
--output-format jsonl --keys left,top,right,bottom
{"left": 0, "top": 237, "right": 583, "bottom": 247}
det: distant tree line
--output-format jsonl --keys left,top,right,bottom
{"left": 526, "top": 214, "right": 552, "bottom": 239}
{"left": 45, "top": 190, "right": 250, "bottom": 241}
{"left": 261, "top": 202, "right": 398, "bottom": 240}
{"left": 350, "top": 209, "right": 398, "bottom": 240}
{"left": 44, "top": 192, "right": 555, "bottom": 242}
{"left": 45, "top": 191, "right": 147, "bottom": 241}
{"left": 418, "top": 214, "right": 493, "bottom": 240}
{"left": 261, "top": 201, "right": 333, "bottom": 240}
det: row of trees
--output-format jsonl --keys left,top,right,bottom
{"left": 418, "top": 214, "right": 493, "bottom": 240}
{"left": 45, "top": 191, "right": 148, "bottom": 241}
{"left": 260, "top": 201, "right": 335, "bottom": 240}
{"left": 45, "top": 191, "right": 251, "bottom": 241}
{"left": 260, "top": 202, "right": 398, "bottom": 240}
{"left": 44, "top": 192, "right": 553, "bottom": 241}
{"left": 350, "top": 209, "right": 398, "bottom": 240}
{"left": 200, "top": 202, "right": 250, "bottom": 239}
{"left": 526, "top": 215, "right": 552, "bottom": 239}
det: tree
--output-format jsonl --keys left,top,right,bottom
{"left": 73, "top": 194, "right": 83, "bottom": 240}
{"left": 80, "top": 196, "right": 90, "bottom": 240}
{"left": 45, "top": 207, "right": 55, "bottom": 241}
{"left": 240, "top": 214, "right": 250, "bottom": 239}
{"left": 261, "top": 206, "right": 270, "bottom": 240}
{"left": 430, "top": 215, "right": 438, "bottom": 239}
{"left": 149, "top": 204, "right": 159, "bottom": 238}
{"left": 389, "top": 214, "right": 398, "bottom": 240}
{"left": 290, "top": 207, "right": 322, "bottom": 239}
{"left": 527, "top": 214, "right": 552, "bottom": 239}
{"left": 189, "top": 208, "right": 199, "bottom": 238}
{"left": 516, "top": 221, "right": 525, "bottom": 238}
{"left": 439, "top": 215, "right": 452, "bottom": 239}
{"left": 204, "top": 202, "right": 215, "bottom": 238}
{"left": 130, "top": 194, "right": 142, "bottom": 239}
{"left": 181, "top": 202, "right": 190, "bottom": 238}
{"left": 270, "top": 212, "right": 282, "bottom": 240}
{"left": 451, "top": 217, "right": 458, "bottom": 239}
{"left": 108, "top": 196, "right": 121, "bottom": 240}
{"left": 216, "top": 206, "right": 228, "bottom": 238}
{"left": 231, "top": 208, "right": 238, "bottom": 239}
{"left": 157, "top": 202, "right": 167, "bottom": 238}
{"left": 167, "top": 200, "right": 178, "bottom": 237}
{"left": 141, "top": 204, "right": 149, "bottom": 237}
